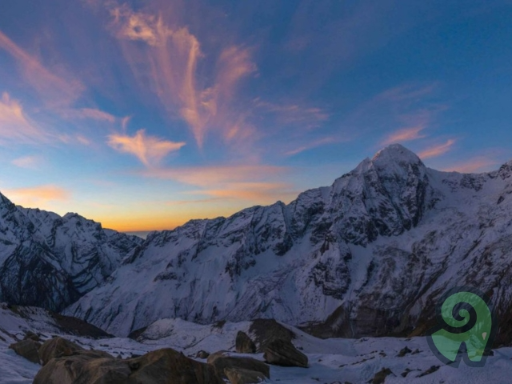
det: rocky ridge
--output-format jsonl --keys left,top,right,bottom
{"left": 61, "top": 144, "right": 512, "bottom": 346}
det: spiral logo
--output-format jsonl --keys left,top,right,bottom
{"left": 427, "top": 287, "right": 496, "bottom": 367}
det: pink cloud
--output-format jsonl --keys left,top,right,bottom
{"left": 141, "top": 163, "right": 294, "bottom": 203}
{"left": 11, "top": 155, "right": 42, "bottom": 169}
{"left": 0, "top": 30, "right": 83, "bottom": 107}
{"left": 61, "top": 108, "right": 117, "bottom": 123}
{"left": 381, "top": 126, "right": 426, "bottom": 146}
{"left": 0, "top": 93, "right": 51, "bottom": 144}
{"left": 377, "top": 83, "right": 438, "bottom": 103}
{"left": 142, "top": 164, "right": 286, "bottom": 186}
{"left": 418, "top": 139, "right": 456, "bottom": 159}
{"left": 108, "top": 129, "right": 185, "bottom": 167}
{"left": 254, "top": 99, "right": 329, "bottom": 129}
{"left": 110, "top": 6, "right": 257, "bottom": 148}
{"left": 285, "top": 136, "right": 337, "bottom": 156}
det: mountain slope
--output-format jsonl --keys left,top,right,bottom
{"left": 63, "top": 144, "right": 512, "bottom": 342}
{"left": 0, "top": 196, "right": 143, "bottom": 311}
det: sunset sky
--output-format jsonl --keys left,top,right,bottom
{"left": 1, "top": 0, "right": 511, "bottom": 232}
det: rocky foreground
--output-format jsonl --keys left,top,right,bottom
{"left": 2, "top": 304, "right": 512, "bottom": 384}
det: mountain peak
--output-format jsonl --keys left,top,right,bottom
{"left": 372, "top": 144, "right": 423, "bottom": 165}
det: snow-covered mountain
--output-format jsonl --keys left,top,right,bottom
{"left": 0, "top": 196, "right": 143, "bottom": 312}
{"left": 62, "top": 144, "right": 512, "bottom": 343}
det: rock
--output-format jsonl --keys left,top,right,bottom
{"left": 34, "top": 347, "right": 223, "bottom": 384}
{"left": 23, "top": 330, "right": 41, "bottom": 342}
{"left": 34, "top": 354, "right": 130, "bottom": 384}
{"left": 225, "top": 367, "right": 268, "bottom": 384}
{"left": 208, "top": 351, "right": 270, "bottom": 380}
{"left": 127, "top": 348, "right": 223, "bottom": 384}
{"left": 196, "top": 350, "right": 210, "bottom": 359}
{"left": 417, "top": 365, "right": 440, "bottom": 378}
{"left": 263, "top": 339, "right": 308, "bottom": 368}
{"left": 236, "top": 331, "right": 256, "bottom": 353}
{"left": 38, "top": 337, "right": 85, "bottom": 365}
{"left": 9, "top": 339, "right": 41, "bottom": 364}
{"left": 371, "top": 368, "right": 393, "bottom": 384}
{"left": 397, "top": 346, "right": 411, "bottom": 357}
{"left": 249, "top": 319, "right": 295, "bottom": 352}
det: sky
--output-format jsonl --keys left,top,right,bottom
{"left": 0, "top": 0, "right": 511, "bottom": 233}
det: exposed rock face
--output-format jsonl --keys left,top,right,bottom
{"left": 9, "top": 339, "right": 41, "bottom": 364}
{"left": 0, "top": 199, "right": 143, "bottom": 312}
{"left": 263, "top": 339, "right": 308, "bottom": 368}
{"left": 236, "top": 331, "right": 256, "bottom": 353}
{"left": 33, "top": 347, "right": 223, "bottom": 384}
{"left": 207, "top": 351, "right": 270, "bottom": 380}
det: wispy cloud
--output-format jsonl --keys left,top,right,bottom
{"left": 110, "top": 5, "right": 256, "bottom": 148}
{"left": 443, "top": 156, "right": 498, "bottom": 173}
{"left": 142, "top": 164, "right": 286, "bottom": 186}
{"left": 3, "top": 185, "right": 70, "bottom": 207}
{"left": 377, "top": 83, "right": 438, "bottom": 103}
{"left": 142, "top": 164, "right": 294, "bottom": 203}
{"left": 11, "top": 155, "right": 42, "bottom": 169}
{"left": 108, "top": 129, "right": 185, "bottom": 167}
{"left": 60, "top": 108, "right": 116, "bottom": 123}
{"left": 254, "top": 99, "right": 329, "bottom": 129}
{"left": 196, "top": 182, "right": 295, "bottom": 202}
{"left": 164, "top": 197, "right": 226, "bottom": 206}
{"left": 285, "top": 136, "right": 336, "bottom": 156}
{"left": 0, "top": 92, "right": 50, "bottom": 144}
{"left": 418, "top": 139, "right": 456, "bottom": 159}
{"left": 348, "top": 83, "right": 447, "bottom": 146}
{"left": 0, "top": 29, "right": 83, "bottom": 107}
{"left": 381, "top": 126, "right": 426, "bottom": 146}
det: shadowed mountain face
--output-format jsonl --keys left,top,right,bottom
{"left": 0, "top": 197, "right": 143, "bottom": 312}
{"left": 58, "top": 145, "right": 512, "bottom": 345}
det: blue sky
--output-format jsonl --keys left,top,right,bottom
{"left": 0, "top": 0, "right": 511, "bottom": 231}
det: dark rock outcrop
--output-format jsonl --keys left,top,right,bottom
{"left": 235, "top": 331, "right": 256, "bottom": 353}
{"left": 263, "top": 339, "right": 308, "bottom": 368}
{"left": 249, "top": 319, "right": 295, "bottom": 352}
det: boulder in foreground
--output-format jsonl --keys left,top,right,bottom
{"left": 33, "top": 345, "right": 223, "bottom": 384}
